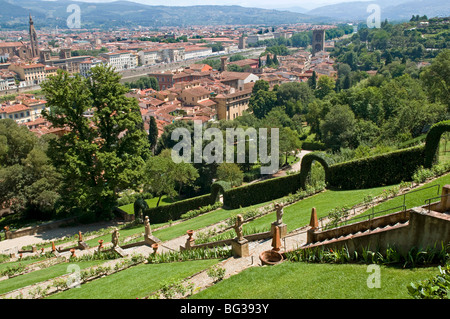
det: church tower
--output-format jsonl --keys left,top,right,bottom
{"left": 312, "top": 29, "right": 325, "bottom": 56}
{"left": 29, "top": 14, "right": 40, "bottom": 58}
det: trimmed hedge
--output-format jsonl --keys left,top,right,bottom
{"left": 327, "top": 145, "right": 426, "bottom": 189}
{"left": 223, "top": 172, "right": 302, "bottom": 209}
{"left": 143, "top": 193, "right": 214, "bottom": 224}
{"left": 424, "top": 120, "right": 450, "bottom": 168}
{"left": 210, "top": 181, "right": 232, "bottom": 202}
{"left": 301, "top": 141, "right": 326, "bottom": 151}
{"left": 299, "top": 152, "right": 334, "bottom": 190}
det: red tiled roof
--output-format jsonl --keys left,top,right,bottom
{"left": 0, "top": 104, "right": 30, "bottom": 114}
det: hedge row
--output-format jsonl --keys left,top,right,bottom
{"left": 301, "top": 141, "right": 326, "bottom": 151}
{"left": 143, "top": 193, "right": 214, "bottom": 224}
{"left": 299, "top": 152, "right": 334, "bottom": 190}
{"left": 424, "top": 120, "right": 450, "bottom": 168}
{"left": 223, "top": 172, "right": 302, "bottom": 209}
{"left": 327, "top": 145, "right": 426, "bottom": 189}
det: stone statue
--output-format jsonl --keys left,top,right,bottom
{"left": 275, "top": 203, "right": 284, "bottom": 225}
{"left": 144, "top": 216, "right": 152, "bottom": 237}
{"left": 233, "top": 214, "right": 244, "bottom": 242}
{"left": 111, "top": 228, "right": 119, "bottom": 247}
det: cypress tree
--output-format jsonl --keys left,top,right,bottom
{"left": 148, "top": 116, "right": 158, "bottom": 154}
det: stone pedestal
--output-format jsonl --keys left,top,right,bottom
{"left": 231, "top": 238, "right": 249, "bottom": 257}
{"left": 144, "top": 235, "right": 161, "bottom": 246}
{"left": 271, "top": 223, "right": 287, "bottom": 239}
{"left": 306, "top": 228, "right": 316, "bottom": 244}
{"left": 77, "top": 241, "right": 89, "bottom": 250}
{"left": 113, "top": 246, "right": 128, "bottom": 257}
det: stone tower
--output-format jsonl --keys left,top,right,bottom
{"left": 29, "top": 14, "right": 40, "bottom": 58}
{"left": 220, "top": 56, "right": 228, "bottom": 72}
{"left": 238, "top": 35, "right": 246, "bottom": 50}
{"left": 312, "top": 29, "right": 325, "bottom": 56}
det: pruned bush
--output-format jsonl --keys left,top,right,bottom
{"left": 327, "top": 145, "right": 425, "bottom": 189}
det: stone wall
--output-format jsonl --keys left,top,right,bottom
{"left": 5, "top": 217, "right": 78, "bottom": 240}
{"left": 307, "top": 208, "right": 450, "bottom": 255}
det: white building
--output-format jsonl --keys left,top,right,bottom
{"left": 79, "top": 57, "right": 107, "bottom": 77}
{"left": 247, "top": 33, "right": 275, "bottom": 45}
{"left": 100, "top": 51, "right": 138, "bottom": 72}
{"left": 138, "top": 49, "right": 160, "bottom": 66}
{"left": 184, "top": 46, "right": 213, "bottom": 60}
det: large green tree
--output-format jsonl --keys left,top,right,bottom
{"left": 0, "top": 120, "right": 61, "bottom": 220}
{"left": 41, "top": 66, "right": 150, "bottom": 219}
{"left": 143, "top": 150, "right": 198, "bottom": 206}
{"left": 420, "top": 49, "right": 450, "bottom": 109}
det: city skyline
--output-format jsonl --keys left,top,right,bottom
{"left": 52, "top": 0, "right": 375, "bottom": 11}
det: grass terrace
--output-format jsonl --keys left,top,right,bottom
{"left": 190, "top": 262, "right": 440, "bottom": 299}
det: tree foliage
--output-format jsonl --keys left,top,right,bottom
{"left": 41, "top": 66, "right": 150, "bottom": 219}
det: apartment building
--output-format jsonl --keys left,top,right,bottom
{"left": 8, "top": 63, "right": 46, "bottom": 86}
{"left": 100, "top": 51, "right": 138, "bottom": 71}
{"left": 212, "top": 83, "right": 254, "bottom": 120}
{"left": 79, "top": 58, "right": 107, "bottom": 77}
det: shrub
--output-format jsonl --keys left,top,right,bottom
{"left": 206, "top": 265, "right": 226, "bottom": 282}
{"left": 180, "top": 202, "right": 223, "bottom": 220}
{"left": 412, "top": 166, "right": 435, "bottom": 184}
{"left": 408, "top": 264, "right": 450, "bottom": 299}
{"left": 424, "top": 120, "right": 450, "bottom": 168}
{"left": 285, "top": 243, "right": 449, "bottom": 268}
{"left": 327, "top": 145, "right": 425, "bottom": 189}
{"left": 301, "top": 141, "right": 326, "bottom": 151}
{"left": 143, "top": 193, "right": 214, "bottom": 224}
{"left": 223, "top": 172, "right": 301, "bottom": 209}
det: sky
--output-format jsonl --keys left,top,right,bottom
{"left": 66, "top": 0, "right": 374, "bottom": 11}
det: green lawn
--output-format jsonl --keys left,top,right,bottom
{"left": 0, "top": 256, "right": 48, "bottom": 273}
{"left": 46, "top": 259, "right": 219, "bottom": 299}
{"left": 362, "top": 173, "right": 450, "bottom": 217}
{"left": 242, "top": 183, "right": 402, "bottom": 233}
{"left": 191, "top": 262, "right": 440, "bottom": 299}
{"left": 118, "top": 195, "right": 177, "bottom": 215}
{"left": 0, "top": 260, "right": 105, "bottom": 295}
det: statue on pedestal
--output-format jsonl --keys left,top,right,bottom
{"left": 275, "top": 203, "right": 284, "bottom": 225}
{"left": 144, "top": 216, "right": 152, "bottom": 238}
{"left": 112, "top": 228, "right": 120, "bottom": 247}
{"left": 233, "top": 214, "right": 244, "bottom": 242}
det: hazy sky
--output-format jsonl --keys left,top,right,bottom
{"left": 68, "top": 0, "right": 374, "bottom": 10}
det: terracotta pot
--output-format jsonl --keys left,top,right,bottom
{"left": 259, "top": 250, "right": 283, "bottom": 266}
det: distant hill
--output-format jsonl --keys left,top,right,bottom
{"left": 0, "top": 0, "right": 328, "bottom": 29}
{"left": 307, "top": 0, "right": 449, "bottom": 21}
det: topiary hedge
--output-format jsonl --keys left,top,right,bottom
{"left": 223, "top": 172, "right": 302, "bottom": 209}
{"left": 143, "top": 193, "right": 215, "bottom": 224}
{"left": 327, "top": 145, "right": 426, "bottom": 189}
{"left": 424, "top": 120, "right": 450, "bottom": 168}
{"left": 299, "top": 152, "right": 334, "bottom": 190}
{"left": 210, "top": 181, "right": 232, "bottom": 202}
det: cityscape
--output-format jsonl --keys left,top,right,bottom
{"left": 0, "top": 0, "right": 449, "bottom": 308}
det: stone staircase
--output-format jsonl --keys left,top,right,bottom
{"left": 298, "top": 201, "right": 449, "bottom": 255}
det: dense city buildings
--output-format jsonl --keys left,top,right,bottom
{"left": 0, "top": 15, "right": 347, "bottom": 137}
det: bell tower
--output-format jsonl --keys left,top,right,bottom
{"left": 29, "top": 14, "right": 40, "bottom": 58}
{"left": 312, "top": 29, "right": 325, "bottom": 56}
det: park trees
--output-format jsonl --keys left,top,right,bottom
{"left": 41, "top": 65, "right": 150, "bottom": 220}
{"left": 0, "top": 119, "right": 61, "bottom": 220}
{"left": 420, "top": 49, "right": 450, "bottom": 109}
{"left": 143, "top": 150, "right": 199, "bottom": 206}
